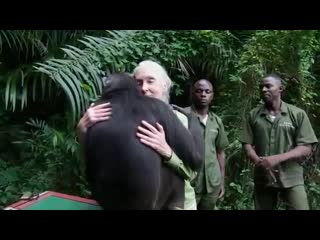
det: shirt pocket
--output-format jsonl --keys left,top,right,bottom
{"left": 207, "top": 128, "right": 218, "bottom": 152}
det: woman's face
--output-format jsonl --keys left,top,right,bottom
{"left": 134, "top": 67, "right": 165, "bottom": 100}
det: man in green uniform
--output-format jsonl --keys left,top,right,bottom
{"left": 240, "top": 74, "right": 318, "bottom": 210}
{"left": 184, "top": 79, "right": 229, "bottom": 210}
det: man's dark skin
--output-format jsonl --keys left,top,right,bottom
{"left": 192, "top": 79, "right": 225, "bottom": 198}
{"left": 244, "top": 76, "right": 312, "bottom": 170}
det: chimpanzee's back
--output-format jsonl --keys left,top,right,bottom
{"left": 85, "top": 91, "right": 185, "bottom": 210}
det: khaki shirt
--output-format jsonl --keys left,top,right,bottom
{"left": 185, "top": 106, "right": 229, "bottom": 194}
{"left": 240, "top": 101, "right": 318, "bottom": 188}
{"left": 165, "top": 110, "right": 197, "bottom": 210}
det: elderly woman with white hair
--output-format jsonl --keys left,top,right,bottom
{"left": 77, "top": 60, "right": 197, "bottom": 210}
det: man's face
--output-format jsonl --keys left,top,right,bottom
{"left": 260, "top": 77, "right": 283, "bottom": 103}
{"left": 192, "top": 80, "right": 213, "bottom": 108}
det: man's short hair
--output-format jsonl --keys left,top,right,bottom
{"left": 191, "top": 79, "right": 213, "bottom": 91}
{"left": 262, "top": 73, "right": 284, "bottom": 86}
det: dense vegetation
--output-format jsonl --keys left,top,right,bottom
{"left": 1, "top": 30, "right": 319, "bottom": 209}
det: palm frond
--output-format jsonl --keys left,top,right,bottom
{"left": 26, "top": 118, "right": 48, "bottom": 130}
{"left": 1, "top": 31, "right": 99, "bottom": 113}
{"left": 3, "top": 64, "right": 55, "bottom": 112}
{"left": 34, "top": 30, "right": 138, "bottom": 123}
{"left": 0, "top": 30, "right": 26, "bottom": 53}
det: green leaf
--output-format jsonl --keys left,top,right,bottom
{"left": 52, "top": 135, "right": 58, "bottom": 147}
{"left": 61, "top": 47, "right": 82, "bottom": 59}
{"left": 0, "top": 175, "right": 8, "bottom": 188}
{"left": 10, "top": 76, "right": 17, "bottom": 111}
{"left": 34, "top": 65, "right": 53, "bottom": 76}
{"left": 65, "top": 45, "right": 86, "bottom": 56}
{"left": 5, "top": 75, "right": 11, "bottom": 110}
{"left": 53, "top": 74, "right": 77, "bottom": 122}
{"left": 31, "top": 76, "right": 38, "bottom": 102}
{"left": 59, "top": 70, "right": 82, "bottom": 119}
{"left": 78, "top": 39, "right": 96, "bottom": 49}
{"left": 20, "top": 69, "right": 24, "bottom": 87}
{"left": 5, "top": 185, "right": 17, "bottom": 192}
{"left": 41, "top": 73, "right": 46, "bottom": 101}
{"left": 36, "top": 62, "right": 58, "bottom": 73}
{"left": 4, "top": 168, "right": 19, "bottom": 183}
{"left": 73, "top": 65, "right": 97, "bottom": 97}
{"left": 0, "top": 197, "right": 7, "bottom": 204}
{"left": 1, "top": 30, "right": 12, "bottom": 48}
{"left": 21, "top": 79, "right": 28, "bottom": 110}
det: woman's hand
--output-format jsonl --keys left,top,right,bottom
{"left": 136, "top": 121, "right": 173, "bottom": 160}
{"left": 77, "top": 102, "right": 112, "bottom": 134}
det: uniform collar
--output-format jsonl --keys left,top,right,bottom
{"left": 260, "top": 101, "right": 288, "bottom": 116}
{"left": 189, "top": 105, "right": 214, "bottom": 121}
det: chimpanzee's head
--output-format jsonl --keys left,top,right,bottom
{"left": 102, "top": 72, "right": 138, "bottom": 97}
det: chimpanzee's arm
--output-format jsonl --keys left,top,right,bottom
{"left": 158, "top": 102, "right": 203, "bottom": 171}
{"left": 164, "top": 110, "right": 199, "bottom": 180}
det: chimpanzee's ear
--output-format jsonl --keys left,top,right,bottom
{"left": 102, "top": 71, "right": 111, "bottom": 87}
{"left": 101, "top": 73, "right": 114, "bottom": 99}
{"left": 103, "top": 71, "right": 116, "bottom": 89}
{"left": 103, "top": 77, "right": 112, "bottom": 87}
{"left": 102, "top": 76, "right": 108, "bottom": 87}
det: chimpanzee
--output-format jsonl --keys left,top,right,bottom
{"left": 84, "top": 72, "right": 203, "bottom": 210}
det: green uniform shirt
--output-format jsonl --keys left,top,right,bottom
{"left": 184, "top": 106, "right": 229, "bottom": 194}
{"left": 240, "top": 101, "right": 318, "bottom": 188}
{"left": 165, "top": 110, "right": 197, "bottom": 210}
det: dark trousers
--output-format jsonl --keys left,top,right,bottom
{"left": 254, "top": 184, "right": 309, "bottom": 210}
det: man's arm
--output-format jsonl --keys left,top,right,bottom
{"left": 217, "top": 149, "right": 225, "bottom": 180}
{"left": 261, "top": 110, "right": 318, "bottom": 169}
{"left": 217, "top": 149, "right": 226, "bottom": 198}
{"left": 243, "top": 144, "right": 262, "bottom": 165}
{"left": 260, "top": 145, "right": 312, "bottom": 169}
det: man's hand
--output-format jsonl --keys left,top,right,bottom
{"left": 218, "top": 182, "right": 225, "bottom": 199}
{"left": 257, "top": 145, "right": 312, "bottom": 169}
{"left": 253, "top": 156, "right": 263, "bottom": 165}
{"left": 136, "top": 121, "right": 173, "bottom": 159}
{"left": 258, "top": 155, "right": 282, "bottom": 169}
{"left": 216, "top": 149, "right": 226, "bottom": 200}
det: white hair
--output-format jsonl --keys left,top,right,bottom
{"left": 133, "top": 60, "right": 172, "bottom": 102}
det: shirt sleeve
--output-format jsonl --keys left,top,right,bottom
{"left": 296, "top": 111, "right": 318, "bottom": 145}
{"left": 240, "top": 112, "right": 254, "bottom": 145}
{"left": 165, "top": 151, "right": 197, "bottom": 181}
{"left": 215, "top": 117, "right": 229, "bottom": 150}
